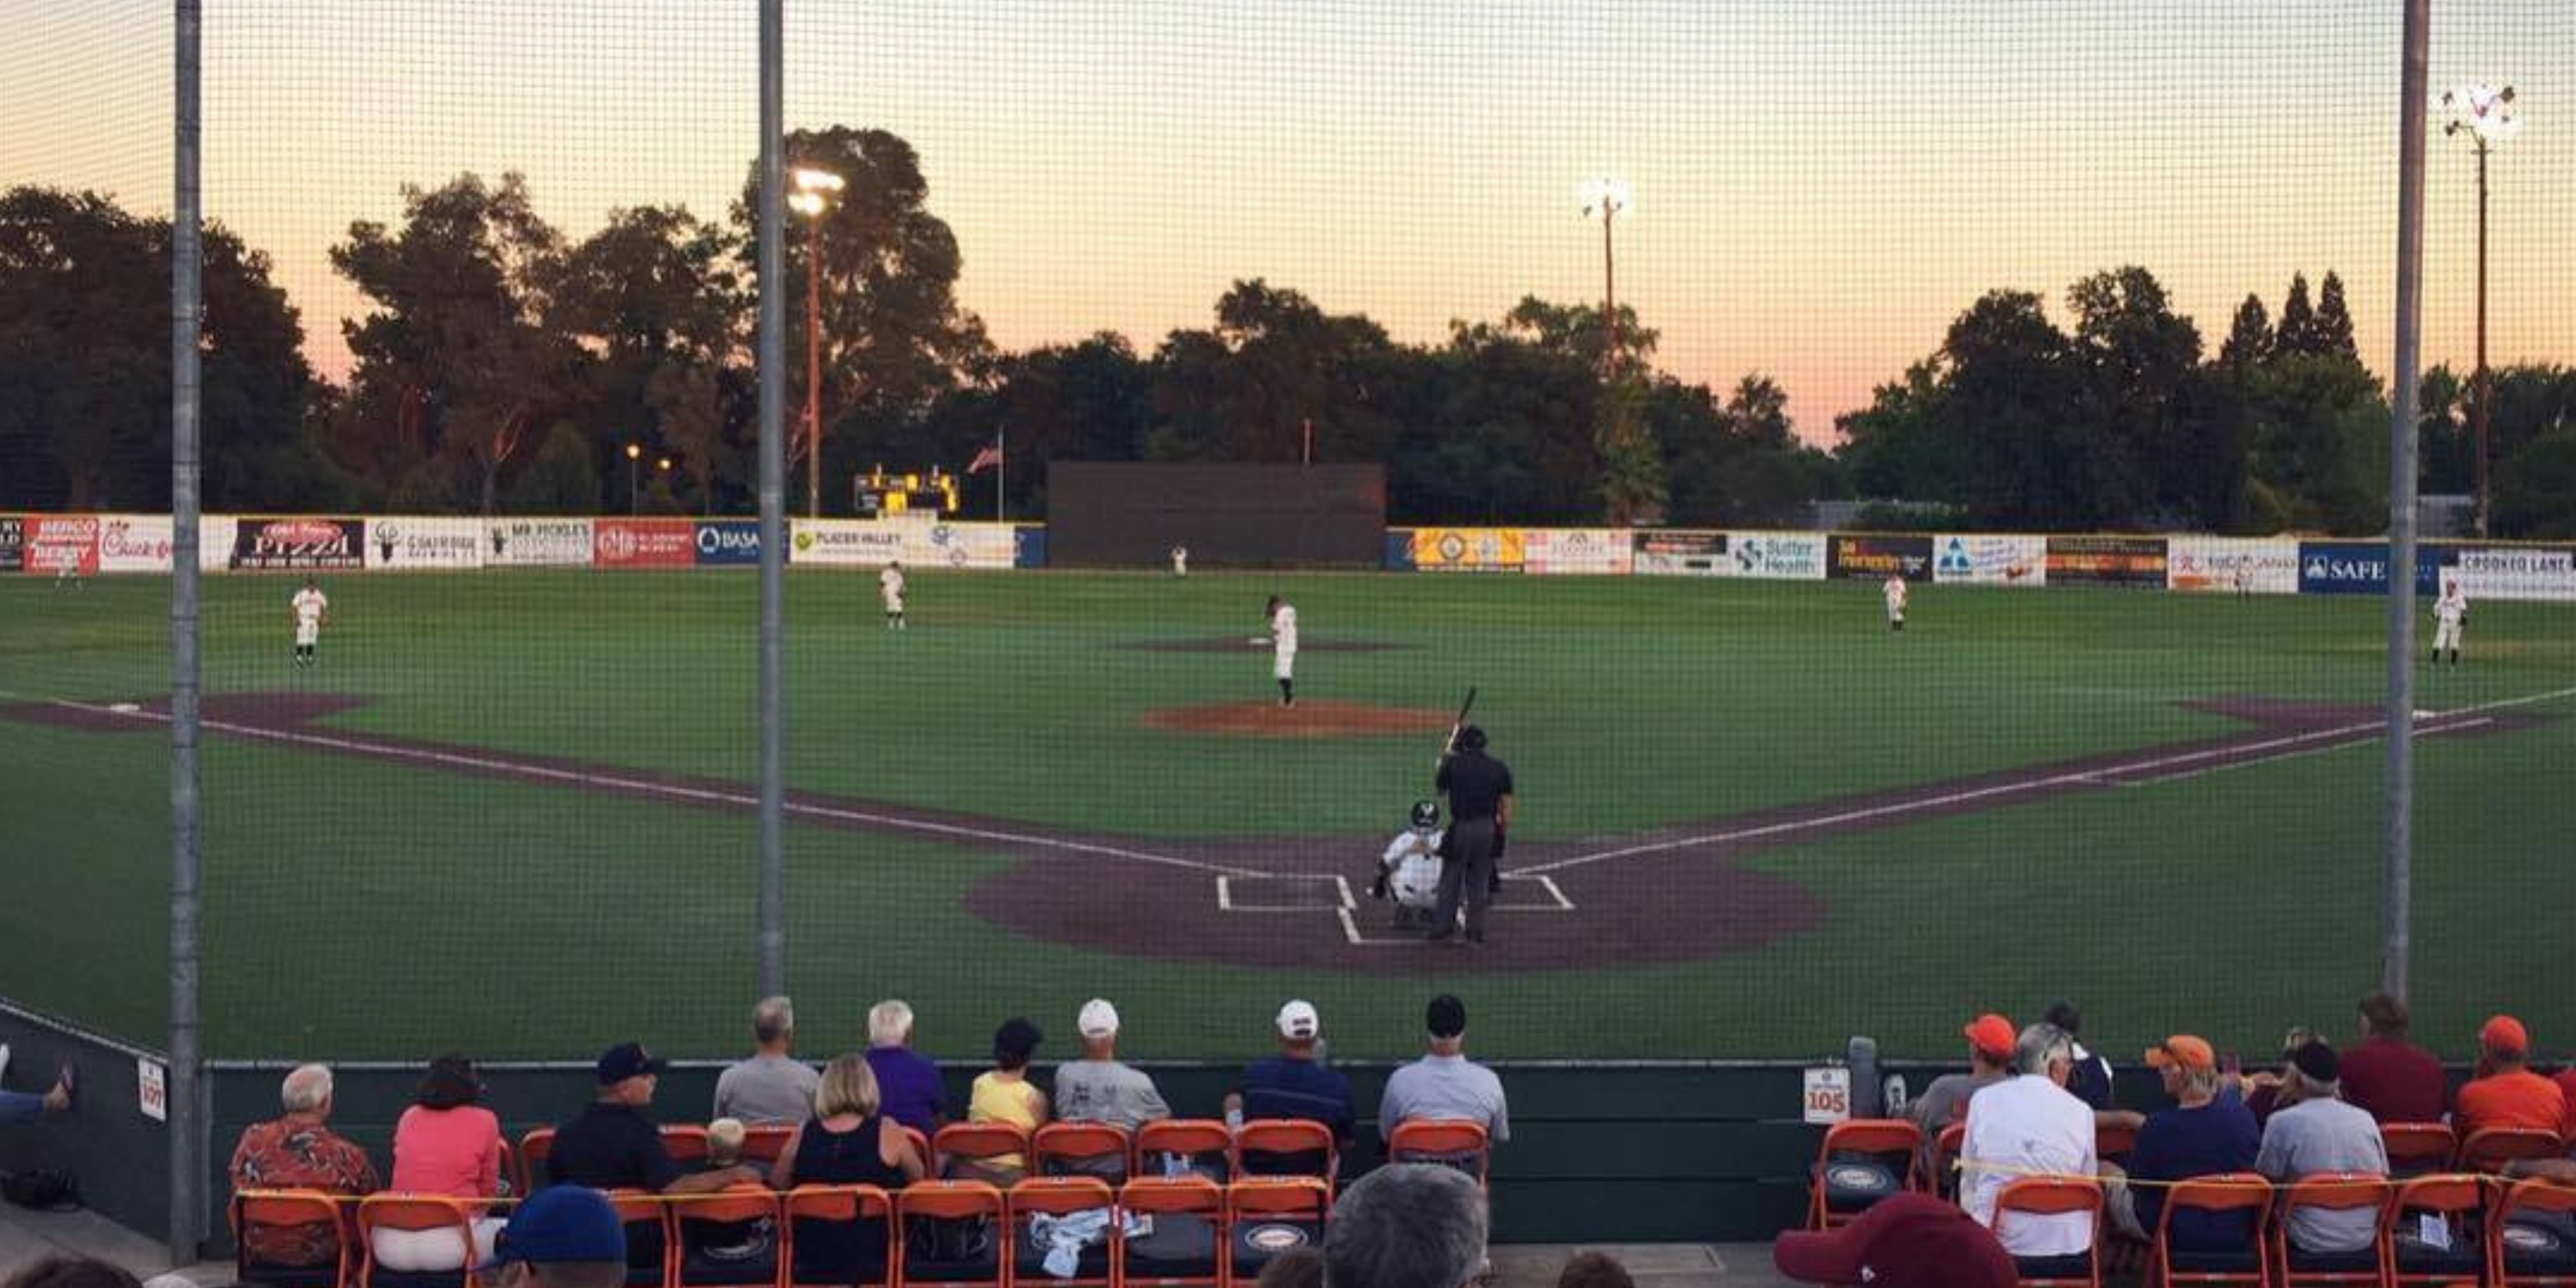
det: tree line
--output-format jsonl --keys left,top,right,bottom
{"left": 4, "top": 126, "right": 2571, "bottom": 535}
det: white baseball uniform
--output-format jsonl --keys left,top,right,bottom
{"left": 1271, "top": 603, "right": 1298, "bottom": 680}
{"left": 1882, "top": 575, "right": 1907, "bottom": 623}
{"left": 1171, "top": 546, "right": 1189, "bottom": 576}
{"left": 2433, "top": 587, "right": 2467, "bottom": 653}
{"left": 1379, "top": 826, "right": 1445, "bottom": 911}
{"left": 880, "top": 566, "right": 906, "bottom": 614}
{"left": 291, "top": 587, "right": 328, "bottom": 646}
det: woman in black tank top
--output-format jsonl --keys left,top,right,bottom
{"left": 775, "top": 1054, "right": 926, "bottom": 1284}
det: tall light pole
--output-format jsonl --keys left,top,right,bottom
{"left": 2440, "top": 83, "right": 2518, "bottom": 538}
{"left": 624, "top": 442, "right": 641, "bottom": 514}
{"left": 789, "top": 166, "right": 845, "bottom": 519}
{"left": 1579, "top": 177, "right": 1632, "bottom": 380}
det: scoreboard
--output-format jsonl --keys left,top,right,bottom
{"left": 854, "top": 467, "right": 960, "bottom": 517}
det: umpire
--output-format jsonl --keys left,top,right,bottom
{"left": 1430, "top": 724, "right": 1514, "bottom": 945}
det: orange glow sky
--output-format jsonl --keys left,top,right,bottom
{"left": 3, "top": 0, "right": 2569, "bottom": 441}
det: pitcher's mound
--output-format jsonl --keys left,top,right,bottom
{"left": 1142, "top": 700, "right": 1455, "bottom": 739}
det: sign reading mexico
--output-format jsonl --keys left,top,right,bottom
{"left": 1411, "top": 527, "right": 1526, "bottom": 572}
{"left": 1724, "top": 532, "right": 1827, "bottom": 580}
{"left": 2167, "top": 537, "right": 2299, "bottom": 594}
{"left": 1828, "top": 534, "right": 1933, "bottom": 581}
{"left": 366, "top": 517, "right": 485, "bottom": 569}
{"left": 591, "top": 518, "right": 694, "bottom": 568}
{"left": 1521, "top": 529, "right": 1633, "bottom": 575}
{"left": 231, "top": 518, "right": 363, "bottom": 571}
{"left": 26, "top": 515, "right": 101, "bottom": 576}
{"left": 1932, "top": 534, "right": 2045, "bottom": 586}
{"left": 97, "top": 514, "right": 175, "bottom": 572}
{"left": 2046, "top": 535, "right": 2168, "bottom": 587}
{"left": 485, "top": 518, "right": 596, "bottom": 566}
{"left": 2453, "top": 547, "right": 2576, "bottom": 602}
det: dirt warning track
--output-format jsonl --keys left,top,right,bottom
{"left": 4, "top": 689, "right": 2550, "bottom": 972}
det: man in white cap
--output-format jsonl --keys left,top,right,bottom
{"left": 1225, "top": 1000, "right": 1355, "bottom": 1152}
{"left": 1052, "top": 998, "right": 1171, "bottom": 1131}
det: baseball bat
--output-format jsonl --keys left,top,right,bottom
{"left": 1436, "top": 685, "right": 1478, "bottom": 770}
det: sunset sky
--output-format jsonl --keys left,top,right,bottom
{"left": 3, "top": 0, "right": 2569, "bottom": 439}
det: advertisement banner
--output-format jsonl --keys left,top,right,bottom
{"left": 1828, "top": 533, "right": 1935, "bottom": 581}
{"left": 1383, "top": 530, "right": 1415, "bottom": 571}
{"left": 1522, "top": 528, "right": 1633, "bottom": 575}
{"left": 1015, "top": 525, "right": 1048, "bottom": 570}
{"left": 790, "top": 520, "right": 1017, "bottom": 569}
{"left": 920, "top": 522, "right": 1017, "bottom": 569}
{"left": 198, "top": 516, "right": 238, "bottom": 572}
{"left": 2296, "top": 542, "right": 2451, "bottom": 596}
{"left": 231, "top": 517, "right": 363, "bottom": 571}
{"left": 2046, "top": 535, "right": 2169, "bottom": 587}
{"left": 2167, "top": 537, "right": 2301, "bottom": 595}
{"left": 1931, "top": 534, "right": 2046, "bottom": 586}
{"left": 26, "top": 515, "right": 101, "bottom": 576}
{"left": 96, "top": 514, "right": 175, "bottom": 573}
{"left": 1411, "top": 527, "right": 1526, "bottom": 572}
{"left": 0, "top": 516, "right": 23, "bottom": 573}
{"left": 592, "top": 518, "right": 695, "bottom": 568}
{"left": 1632, "top": 531, "right": 1727, "bottom": 577}
{"left": 2452, "top": 546, "right": 2576, "bottom": 602}
{"left": 366, "top": 516, "right": 485, "bottom": 570}
{"left": 694, "top": 520, "right": 762, "bottom": 566}
{"left": 485, "top": 518, "right": 597, "bottom": 567}
{"left": 1723, "top": 531, "right": 1828, "bottom": 580}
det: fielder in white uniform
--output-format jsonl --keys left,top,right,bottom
{"left": 1372, "top": 801, "right": 1446, "bottom": 929}
{"left": 2432, "top": 578, "right": 2468, "bottom": 667}
{"left": 880, "top": 561, "right": 907, "bottom": 629}
{"left": 1883, "top": 574, "right": 1908, "bottom": 633}
{"left": 1171, "top": 544, "right": 1189, "bottom": 577}
{"left": 1266, "top": 594, "right": 1298, "bottom": 707}
{"left": 290, "top": 579, "right": 329, "bottom": 667}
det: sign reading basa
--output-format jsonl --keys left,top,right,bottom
{"left": 1632, "top": 531, "right": 1727, "bottom": 576}
{"left": 2296, "top": 542, "right": 2451, "bottom": 596}
{"left": 592, "top": 518, "right": 695, "bottom": 568}
{"left": 1412, "top": 527, "right": 1526, "bottom": 572}
{"left": 2046, "top": 535, "right": 2168, "bottom": 587}
{"left": 1522, "top": 528, "right": 1633, "bottom": 575}
{"left": 1828, "top": 533, "right": 1934, "bottom": 581}
{"left": 27, "top": 515, "right": 102, "bottom": 575}
{"left": 2452, "top": 547, "right": 2576, "bottom": 602}
{"left": 1724, "top": 532, "right": 1827, "bottom": 580}
{"left": 2168, "top": 537, "right": 2300, "bottom": 594}
{"left": 97, "top": 514, "right": 175, "bottom": 572}
{"left": 1932, "top": 534, "right": 2045, "bottom": 586}
{"left": 231, "top": 518, "right": 363, "bottom": 571}
{"left": 485, "top": 518, "right": 596, "bottom": 566}
{"left": 0, "top": 516, "right": 25, "bottom": 573}
{"left": 367, "top": 517, "right": 485, "bottom": 569}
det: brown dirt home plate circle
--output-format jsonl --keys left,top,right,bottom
{"left": 1140, "top": 699, "right": 1453, "bottom": 739}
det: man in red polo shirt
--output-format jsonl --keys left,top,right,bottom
{"left": 2336, "top": 993, "right": 2447, "bottom": 1123}
{"left": 2453, "top": 1015, "right": 2566, "bottom": 1139}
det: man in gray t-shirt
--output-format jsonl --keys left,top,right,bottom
{"left": 2255, "top": 1044, "right": 2390, "bottom": 1254}
{"left": 1380, "top": 995, "right": 1509, "bottom": 1145}
{"left": 1054, "top": 999, "right": 1172, "bottom": 1131}
{"left": 712, "top": 996, "right": 820, "bottom": 1124}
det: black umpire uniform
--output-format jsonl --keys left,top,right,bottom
{"left": 1430, "top": 724, "right": 1514, "bottom": 944}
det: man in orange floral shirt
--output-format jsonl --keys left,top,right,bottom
{"left": 230, "top": 1064, "right": 380, "bottom": 1267}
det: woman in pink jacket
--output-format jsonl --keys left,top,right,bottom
{"left": 372, "top": 1054, "right": 507, "bottom": 1270}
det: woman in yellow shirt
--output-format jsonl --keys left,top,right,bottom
{"left": 962, "top": 1016, "right": 1049, "bottom": 1181}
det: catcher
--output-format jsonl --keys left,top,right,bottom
{"left": 1371, "top": 800, "right": 1447, "bottom": 929}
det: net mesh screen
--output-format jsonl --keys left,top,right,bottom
{"left": 1, "top": 0, "right": 2573, "bottom": 1068}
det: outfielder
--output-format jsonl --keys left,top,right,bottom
{"left": 1883, "top": 573, "right": 1908, "bottom": 633}
{"left": 2431, "top": 576, "right": 2468, "bottom": 667}
{"left": 1266, "top": 594, "right": 1298, "bottom": 707}
{"left": 289, "top": 577, "right": 329, "bottom": 667}
{"left": 1171, "top": 544, "right": 1189, "bottom": 577}
{"left": 880, "top": 561, "right": 907, "bottom": 629}
{"left": 1371, "top": 800, "right": 1446, "bottom": 929}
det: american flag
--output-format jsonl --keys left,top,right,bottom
{"left": 967, "top": 441, "right": 1003, "bottom": 474}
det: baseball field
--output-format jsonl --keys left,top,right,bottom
{"left": 3, "top": 568, "right": 2571, "bottom": 1065}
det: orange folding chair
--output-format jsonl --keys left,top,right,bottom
{"left": 1120, "top": 1176, "right": 1227, "bottom": 1288}
{"left": 2143, "top": 1174, "right": 2272, "bottom": 1288}
{"left": 356, "top": 1195, "right": 482, "bottom": 1288}
{"left": 605, "top": 1188, "right": 675, "bottom": 1288}
{"left": 934, "top": 1123, "right": 1034, "bottom": 1183}
{"left": 894, "top": 1180, "right": 1007, "bottom": 1288}
{"left": 1233, "top": 1120, "right": 1336, "bottom": 1189}
{"left": 2459, "top": 1128, "right": 2566, "bottom": 1175}
{"left": 1993, "top": 1176, "right": 2105, "bottom": 1288}
{"left": 742, "top": 1125, "right": 799, "bottom": 1167}
{"left": 1136, "top": 1119, "right": 1234, "bottom": 1183}
{"left": 782, "top": 1184, "right": 895, "bottom": 1288}
{"left": 496, "top": 1140, "right": 521, "bottom": 1200}
{"left": 1933, "top": 1123, "right": 1969, "bottom": 1200}
{"left": 1008, "top": 1177, "right": 1121, "bottom": 1288}
{"left": 2097, "top": 1121, "right": 2140, "bottom": 1169}
{"left": 667, "top": 1186, "right": 783, "bottom": 1288}
{"left": 2388, "top": 1174, "right": 2489, "bottom": 1288}
{"left": 1224, "top": 1177, "right": 1330, "bottom": 1288}
{"left": 662, "top": 1125, "right": 713, "bottom": 1170}
{"left": 1809, "top": 1119, "right": 1925, "bottom": 1229}
{"left": 517, "top": 1128, "right": 556, "bottom": 1194}
{"left": 2376, "top": 1124, "right": 2457, "bottom": 1180}
{"left": 233, "top": 1190, "right": 356, "bottom": 1288}
{"left": 1387, "top": 1119, "right": 1492, "bottom": 1187}
{"left": 1034, "top": 1122, "right": 1134, "bottom": 1182}
{"left": 2273, "top": 1172, "right": 2393, "bottom": 1288}
{"left": 2494, "top": 1177, "right": 2576, "bottom": 1288}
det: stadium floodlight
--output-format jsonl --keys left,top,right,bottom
{"left": 788, "top": 167, "right": 843, "bottom": 518}
{"left": 2438, "top": 84, "right": 2519, "bottom": 537}
{"left": 1577, "top": 177, "right": 1633, "bottom": 379}
{"left": 624, "top": 442, "right": 642, "bottom": 513}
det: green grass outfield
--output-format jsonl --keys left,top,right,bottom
{"left": 3, "top": 568, "right": 2571, "bottom": 1064}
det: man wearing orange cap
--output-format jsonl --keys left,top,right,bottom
{"left": 1912, "top": 1014, "right": 2017, "bottom": 1137}
{"left": 2454, "top": 1016, "right": 2566, "bottom": 1139}
{"left": 2113, "top": 1036, "right": 2258, "bottom": 1250}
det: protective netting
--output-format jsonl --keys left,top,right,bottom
{"left": 2, "top": 1, "right": 2574, "bottom": 1068}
